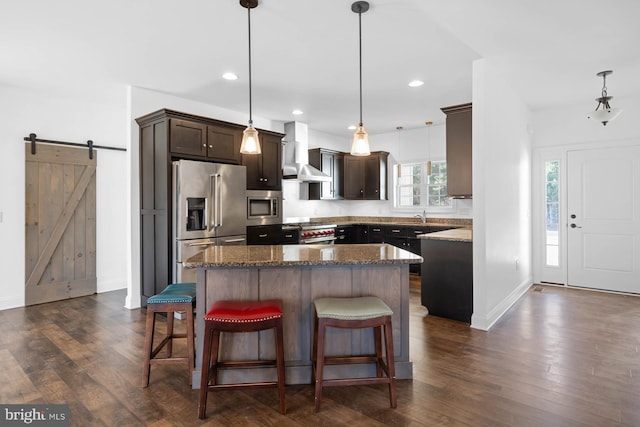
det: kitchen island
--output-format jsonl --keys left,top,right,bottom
{"left": 184, "top": 243, "right": 422, "bottom": 388}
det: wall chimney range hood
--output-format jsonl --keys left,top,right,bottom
{"left": 282, "top": 122, "right": 331, "bottom": 182}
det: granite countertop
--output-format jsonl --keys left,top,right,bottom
{"left": 184, "top": 243, "right": 423, "bottom": 268}
{"left": 284, "top": 216, "right": 472, "bottom": 228}
{"left": 418, "top": 228, "right": 472, "bottom": 242}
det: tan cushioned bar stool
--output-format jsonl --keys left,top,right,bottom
{"left": 198, "top": 299, "right": 286, "bottom": 419}
{"left": 141, "top": 283, "right": 196, "bottom": 387}
{"left": 312, "top": 296, "right": 397, "bottom": 412}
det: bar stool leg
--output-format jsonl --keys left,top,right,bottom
{"left": 314, "top": 318, "right": 327, "bottom": 413}
{"left": 384, "top": 319, "right": 397, "bottom": 408}
{"left": 275, "top": 318, "right": 286, "bottom": 414}
{"left": 165, "top": 310, "right": 174, "bottom": 357}
{"left": 374, "top": 325, "right": 383, "bottom": 377}
{"left": 141, "top": 308, "right": 156, "bottom": 388}
{"left": 198, "top": 322, "right": 214, "bottom": 420}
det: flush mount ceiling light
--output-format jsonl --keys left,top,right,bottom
{"left": 291, "top": 109, "right": 304, "bottom": 115}
{"left": 587, "top": 70, "right": 622, "bottom": 126}
{"left": 350, "top": 1, "right": 371, "bottom": 156}
{"left": 222, "top": 72, "right": 238, "bottom": 80}
{"left": 239, "top": 0, "right": 261, "bottom": 155}
{"left": 408, "top": 80, "right": 424, "bottom": 87}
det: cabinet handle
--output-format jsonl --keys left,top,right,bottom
{"left": 391, "top": 229, "right": 400, "bottom": 233}
{"left": 202, "top": 144, "right": 207, "bottom": 148}
{"left": 259, "top": 234, "right": 268, "bottom": 238}
{"left": 209, "top": 144, "right": 213, "bottom": 148}
{"left": 373, "top": 228, "right": 381, "bottom": 232}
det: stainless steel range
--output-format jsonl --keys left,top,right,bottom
{"left": 299, "top": 224, "right": 337, "bottom": 244}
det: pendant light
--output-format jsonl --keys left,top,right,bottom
{"left": 239, "top": 0, "right": 261, "bottom": 154}
{"left": 396, "top": 126, "right": 403, "bottom": 177}
{"left": 350, "top": 1, "right": 371, "bottom": 156}
{"left": 425, "top": 121, "right": 433, "bottom": 176}
{"left": 587, "top": 70, "right": 622, "bottom": 126}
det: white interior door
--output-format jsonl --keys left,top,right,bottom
{"left": 567, "top": 145, "right": 640, "bottom": 293}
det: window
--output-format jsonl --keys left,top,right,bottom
{"left": 545, "top": 160, "right": 559, "bottom": 266}
{"left": 395, "top": 161, "right": 451, "bottom": 208}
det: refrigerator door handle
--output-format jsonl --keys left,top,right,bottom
{"left": 211, "top": 173, "right": 222, "bottom": 228}
{"left": 221, "top": 238, "right": 246, "bottom": 244}
{"left": 187, "top": 241, "right": 216, "bottom": 247}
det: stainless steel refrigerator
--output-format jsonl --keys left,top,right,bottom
{"left": 172, "top": 160, "right": 247, "bottom": 283}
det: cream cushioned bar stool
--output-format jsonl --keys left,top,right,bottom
{"left": 141, "top": 283, "right": 196, "bottom": 387}
{"left": 198, "top": 299, "right": 286, "bottom": 419}
{"left": 312, "top": 296, "right": 397, "bottom": 412}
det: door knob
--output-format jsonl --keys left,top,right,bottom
{"left": 570, "top": 223, "right": 582, "bottom": 228}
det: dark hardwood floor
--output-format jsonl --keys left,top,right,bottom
{"left": 2, "top": 277, "right": 640, "bottom": 426}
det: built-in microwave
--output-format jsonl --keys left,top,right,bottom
{"left": 246, "top": 190, "right": 282, "bottom": 226}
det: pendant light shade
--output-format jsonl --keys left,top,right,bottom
{"left": 587, "top": 70, "right": 622, "bottom": 126}
{"left": 350, "top": 1, "right": 371, "bottom": 156}
{"left": 351, "top": 124, "right": 370, "bottom": 156}
{"left": 239, "top": 0, "right": 261, "bottom": 154}
{"left": 426, "top": 121, "right": 433, "bottom": 176}
{"left": 240, "top": 123, "right": 261, "bottom": 154}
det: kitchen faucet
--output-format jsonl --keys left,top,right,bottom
{"left": 414, "top": 210, "right": 427, "bottom": 224}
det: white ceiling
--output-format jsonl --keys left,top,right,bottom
{"left": 2, "top": 0, "right": 639, "bottom": 136}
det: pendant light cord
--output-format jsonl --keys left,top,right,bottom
{"left": 358, "top": 7, "right": 363, "bottom": 125}
{"left": 247, "top": 5, "right": 253, "bottom": 125}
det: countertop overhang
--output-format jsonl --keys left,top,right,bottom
{"left": 184, "top": 243, "right": 423, "bottom": 268}
{"left": 418, "top": 228, "right": 472, "bottom": 242}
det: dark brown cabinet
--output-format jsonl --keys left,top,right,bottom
{"left": 441, "top": 103, "right": 472, "bottom": 198}
{"left": 247, "top": 224, "right": 283, "bottom": 245}
{"left": 344, "top": 151, "right": 388, "bottom": 200}
{"left": 421, "top": 238, "right": 473, "bottom": 322}
{"left": 170, "top": 119, "right": 242, "bottom": 164}
{"left": 242, "top": 133, "right": 282, "bottom": 190}
{"left": 136, "top": 108, "right": 283, "bottom": 304}
{"left": 308, "top": 148, "right": 344, "bottom": 200}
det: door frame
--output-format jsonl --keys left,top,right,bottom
{"left": 533, "top": 139, "right": 640, "bottom": 287}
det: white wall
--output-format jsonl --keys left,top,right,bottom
{"left": 533, "top": 94, "right": 640, "bottom": 148}
{"left": 282, "top": 124, "right": 474, "bottom": 220}
{"left": 471, "top": 59, "right": 533, "bottom": 330}
{"left": 531, "top": 94, "right": 640, "bottom": 284}
{"left": 0, "top": 84, "right": 128, "bottom": 310}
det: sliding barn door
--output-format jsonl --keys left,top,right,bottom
{"left": 25, "top": 144, "right": 97, "bottom": 305}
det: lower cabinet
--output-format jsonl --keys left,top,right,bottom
{"left": 334, "top": 225, "right": 353, "bottom": 244}
{"left": 420, "top": 238, "right": 473, "bottom": 323}
{"left": 247, "top": 225, "right": 283, "bottom": 245}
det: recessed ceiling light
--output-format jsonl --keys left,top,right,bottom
{"left": 292, "top": 109, "right": 304, "bottom": 115}
{"left": 222, "top": 72, "right": 238, "bottom": 80}
{"left": 408, "top": 80, "right": 424, "bottom": 87}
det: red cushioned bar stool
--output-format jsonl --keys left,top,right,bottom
{"left": 312, "top": 296, "right": 397, "bottom": 412}
{"left": 141, "top": 283, "right": 196, "bottom": 387}
{"left": 198, "top": 299, "right": 286, "bottom": 419}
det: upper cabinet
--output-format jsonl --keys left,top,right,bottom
{"left": 242, "top": 132, "right": 283, "bottom": 191}
{"left": 308, "top": 148, "right": 344, "bottom": 200}
{"left": 344, "top": 151, "right": 388, "bottom": 200}
{"left": 170, "top": 118, "right": 242, "bottom": 164}
{"left": 441, "top": 103, "right": 472, "bottom": 198}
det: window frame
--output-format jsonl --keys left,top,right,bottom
{"left": 392, "top": 160, "right": 455, "bottom": 213}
